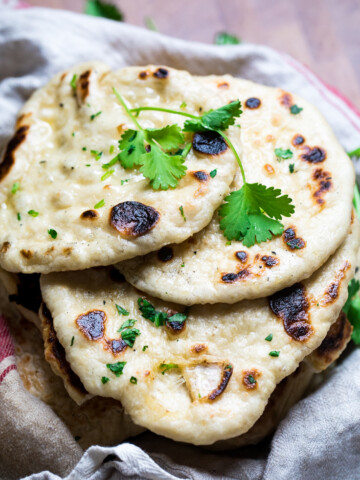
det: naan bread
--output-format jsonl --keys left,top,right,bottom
{"left": 0, "top": 64, "right": 239, "bottom": 273}
{"left": 40, "top": 218, "right": 359, "bottom": 445}
{"left": 120, "top": 77, "right": 355, "bottom": 304}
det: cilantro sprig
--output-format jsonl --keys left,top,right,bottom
{"left": 138, "top": 298, "right": 187, "bottom": 327}
{"left": 112, "top": 89, "right": 294, "bottom": 246}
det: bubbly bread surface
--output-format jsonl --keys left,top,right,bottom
{"left": 40, "top": 218, "right": 359, "bottom": 445}
{"left": 120, "top": 76, "right": 355, "bottom": 304}
{"left": 0, "top": 63, "right": 239, "bottom": 273}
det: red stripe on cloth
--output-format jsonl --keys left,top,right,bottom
{"left": 0, "top": 364, "right": 17, "bottom": 384}
{"left": 282, "top": 54, "right": 360, "bottom": 133}
{"left": 0, "top": 315, "right": 15, "bottom": 363}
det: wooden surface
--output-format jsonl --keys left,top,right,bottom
{"left": 27, "top": 0, "right": 360, "bottom": 109}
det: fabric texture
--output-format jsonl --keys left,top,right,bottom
{"left": 0, "top": 7, "right": 360, "bottom": 480}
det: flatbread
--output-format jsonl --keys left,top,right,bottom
{"left": 120, "top": 77, "right": 355, "bottom": 305}
{"left": 0, "top": 63, "right": 239, "bottom": 273}
{"left": 40, "top": 218, "right": 359, "bottom": 445}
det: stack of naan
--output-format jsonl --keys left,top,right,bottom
{"left": 0, "top": 63, "right": 358, "bottom": 448}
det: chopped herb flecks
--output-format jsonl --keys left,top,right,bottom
{"left": 248, "top": 375, "right": 256, "bottom": 384}
{"left": 290, "top": 104, "right": 303, "bottom": 115}
{"left": 179, "top": 205, "right": 186, "bottom": 221}
{"left": 269, "top": 350, "right": 280, "bottom": 357}
{"left": 142, "top": 345, "right": 148, "bottom": 351}
{"left": 275, "top": 148, "right": 293, "bottom": 160}
{"left": 90, "top": 111, "right": 102, "bottom": 121}
{"left": 48, "top": 229, "right": 57, "bottom": 239}
{"left": 101, "top": 376, "right": 110, "bottom": 384}
{"left": 130, "top": 376, "right": 137, "bottom": 384}
{"left": 90, "top": 149, "right": 103, "bottom": 161}
{"left": 116, "top": 304, "right": 129, "bottom": 316}
{"left": 160, "top": 363, "right": 179, "bottom": 374}
{"left": 101, "top": 169, "right": 115, "bottom": 181}
{"left": 70, "top": 74, "right": 77, "bottom": 90}
{"left": 17, "top": 212, "right": 21, "bottom": 221}
{"left": 289, "top": 163, "right": 295, "bottom": 173}
{"left": 28, "top": 210, "right": 39, "bottom": 217}
{"left": 94, "top": 199, "right": 105, "bottom": 209}
{"left": 106, "top": 361, "right": 126, "bottom": 377}
{"left": 210, "top": 169, "right": 217, "bottom": 178}
{"left": 11, "top": 182, "right": 20, "bottom": 194}
{"left": 70, "top": 336, "right": 74, "bottom": 346}
{"left": 265, "top": 334, "right": 273, "bottom": 342}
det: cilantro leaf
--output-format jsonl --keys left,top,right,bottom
{"left": 275, "top": 148, "right": 293, "bottom": 160}
{"left": 118, "top": 319, "right": 136, "bottom": 330}
{"left": 116, "top": 304, "right": 129, "bottom": 316}
{"left": 214, "top": 32, "right": 241, "bottom": 45}
{"left": 85, "top": 0, "right": 123, "bottom": 21}
{"left": 106, "top": 361, "right": 126, "bottom": 377}
{"left": 146, "top": 125, "right": 184, "bottom": 150}
{"left": 160, "top": 363, "right": 179, "bottom": 374}
{"left": 347, "top": 147, "right": 360, "bottom": 158}
{"left": 48, "top": 229, "right": 57, "bottom": 239}
{"left": 139, "top": 147, "right": 186, "bottom": 190}
{"left": 121, "top": 327, "right": 140, "bottom": 348}
{"left": 118, "top": 129, "right": 146, "bottom": 168}
{"left": 183, "top": 100, "right": 242, "bottom": 132}
{"left": 290, "top": 104, "right": 303, "bottom": 115}
{"left": 219, "top": 183, "right": 295, "bottom": 246}
{"left": 167, "top": 313, "right": 187, "bottom": 323}
{"left": 138, "top": 298, "right": 168, "bottom": 327}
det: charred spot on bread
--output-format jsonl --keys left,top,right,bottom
{"left": 283, "top": 227, "right": 305, "bottom": 250}
{"left": 76, "top": 310, "right": 106, "bottom": 341}
{"left": 235, "top": 251, "right": 248, "bottom": 263}
{"left": 242, "top": 369, "right": 261, "bottom": 390}
{"left": 153, "top": 68, "right": 169, "bottom": 79}
{"left": 192, "top": 131, "right": 228, "bottom": 155}
{"left": 221, "top": 269, "right": 250, "bottom": 283}
{"left": 208, "top": 364, "right": 233, "bottom": 401}
{"left": 245, "top": 97, "right": 261, "bottom": 109}
{"left": 192, "top": 171, "right": 210, "bottom": 182}
{"left": 80, "top": 209, "right": 98, "bottom": 220}
{"left": 261, "top": 255, "right": 279, "bottom": 268}
{"left": 110, "top": 201, "right": 160, "bottom": 237}
{"left": 0, "top": 125, "right": 30, "bottom": 181}
{"left": 292, "top": 134, "right": 305, "bottom": 146}
{"left": 301, "top": 146, "right": 326, "bottom": 164}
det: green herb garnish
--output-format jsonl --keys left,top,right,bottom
{"left": 28, "top": 210, "right": 39, "bottom": 217}
{"left": 90, "top": 111, "right": 102, "bottom": 121}
{"left": 179, "top": 205, "right": 186, "bottom": 221}
{"left": 70, "top": 74, "right": 77, "bottom": 90}
{"left": 121, "top": 327, "right": 140, "bottom": 348}
{"left": 70, "top": 336, "right": 74, "bottom": 346}
{"left": 275, "top": 148, "right": 293, "bottom": 160}
{"left": 116, "top": 304, "right": 129, "bottom": 316}
{"left": 142, "top": 345, "right": 148, "bottom": 352}
{"left": 94, "top": 199, "right": 105, "bottom": 209}
{"left": 210, "top": 169, "right": 217, "bottom": 178}
{"left": 106, "top": 361, "right": 126, "bottom": 377}
{"left": 11, "top": 182, "right": 20, "bottom": 194}
{"left": 48, "top": 229, "right": 57, "bottom": 239}
{"left": 17, "top": 212, "right": 21, "bottom": 221}
{"left": 90, "top": 149, "right": 103, "bottom": 160}
{"left": 180, "top": 101, "right": 187, "bottom": 109}
{"left": 265, "top": 334, "right": 273, "bottom": 342}
{"left": 348, "top": 147, "right": 360, "bottom": 159}
{"left": 248, "top": 375, "right": 256, "bottom": 384}
{"left": 289, "top": 163, "right": 295, "bottom": 173}
{"left": 145, "top": 16, "right": 158, "bottom": 31}
{"left": 85, "top": 0, "right": 123, "bottom": 21}
{"left": 101, "top": 376, "right": 110, "bottom": 384}
{"left": 269, "top": 351, "right": 280, "bottom": 357}
{"left": 290, "top": 104, "right": 303, "bottom": 115}
{"left": 118, "top": 318, "right": 136, "bottom": 330}
{"left": 214, "top": 32, "right": 241, "bottom": 45}
{"left": 160, "top": 363, "right": 179, "bottom": 374}
{"left": 130, "top": 376, "right": 138, "bottom": 384}
{"left": 138, "top": 298, "right": 168, "bottom": 327}
{"left": 101, "top": 169, "right": 115, "bottom": 181}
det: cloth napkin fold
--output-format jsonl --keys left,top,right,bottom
{"left": 0, "top": 7, "right": 360, "bottom": 480}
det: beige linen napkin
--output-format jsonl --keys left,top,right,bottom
{"left": 1, "top": 7, "right": 360, "bottom": 480}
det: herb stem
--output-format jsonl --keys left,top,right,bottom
{"left": 181, "top": 142, "right": 192, "bottom": 159}
{"left": 353, "top": 184, "right": 360, "bottom": 218}
{"left": 130, "top": 106, "right": 199, "bottom": 120}
{"left": 217, "top": 130, "right": 246, "bottom": 184}
{"left": 112, "top": 87, "right": 143, "bottom": 131}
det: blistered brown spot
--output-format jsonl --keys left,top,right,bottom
{"left": 41, "top": 303, "right": 88, "bottom": 397}
{"left": 283, "top": 227, "right": 306, "bottom": 250}
{"left": 157, "top": 246, "right": 173, "bottom": 262}
{"left": 208, "top": 365, "right": 233, "bottom": 401}
{"left": 0, "top": 125, "right": 29, "bottom": 181}
{"left": 192, "top": 131, "right": 227, "bottom": 155}
{"left": 139, "top": 70, "right": 149, "bottom": 79}
{"left": 280, "top": 91, "right": 293, "bottom": 107}
{"left": 218, "top": 82, "right": 229, "bottom": 89}
{"left": 80, "top": 209, "right": 98, "bottom": 220}
{"left": 1, "top": 242, "right": 10, "bottom": 253}
{"left": 77, "top": 70, "right": 91, "bottom": 102}
{"left": 117, "top": 124, "right": 126, "bottom": 134}
{"left": 107, "top": 339, "right": 127, "bottom": 354}
{"left": 312, "top": 168, "right": 332, "bottom": 206}
{"left": 321, "top": 261, "right": 350, "bottom": 305}
{"left": 166, "top": 317, "right": 186, "bottom": 335}
{"left": 9, "top": 273, "right": 41, "bottom": 313}
{"left": 20, "top": 249, "right": 33, "bottom": 259}
{"left": 242, "top": 369, "right": 261, "bottom": 390}
{"left": 292, "top": 134, "right": 305, "bottom": 147}
{"left": 236, "top": 251, "right": 248, "bottom": 263}
{"left": 221, "top": 269, "right": 250, "bottom": 283}
{"left": 261, "top": 255, "right": 279, "bottom": 268}
{"left": 314, "top": 312, "right": 352, "bottom": 368}
{"left": 301, "top": 146, "right": 326, "bottom": 164}
{"left": 45, "top": 246, "right": 55, "bottom": 255}
{"left": 62, "top": 247, "right": 72, "bottom": 256}
{"left": 153, "top": 68, "right": 169, "bottom": 79}
{"left": 110, "top": 201, "right": 160, "bottom": 238}
{"left": 245, "top": 97, "right": 261, "bottom": 109}
{"left": 16, "top": 112, "right": 32, "bottom": 128}
{"left": 191, "top": 344, "right": 207, "bottom": 354}
{"left": 76, "top": 310, "right": 106, "bottom": 341}
{"left": 264, "top": 164, "right": 275, "bottom": 174}
{"left": 60, "top": 72, "right": 67, "bottom": 82}
{"left": 192, "top": 170, "right": 210, "bottom": 182}
{"left": 269, "top": 283, "right": 312, "bottom": 341}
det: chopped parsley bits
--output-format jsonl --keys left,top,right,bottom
{"left": 90, "top": 149, "right": 103, "bottom": 161}
{"left": 180, "top": 101, "right": 187, "bottom": 109}
{"left": 225, "top": 364, "right": 233, "bottom": 370}
{"left": 70, "top": 74, "right": 77, "bottom": 90}
{"left": 275, "top": 148, "right": 293, "bottom": 160}
{"left": 181, "top": 263, "right": 185, "bottom": 267}
{"left": 109, "top": 145, "right": 115, "bottom": 154}
{"left": 142, "top": 345, "right": 148, "bottom": 351}
{"left": 290, "top": 104, "right": 303, "bottom": 115}
{"left": 121, "top": 179, "right": 129, "bottom": 185}
{"left": 101, "top": 169, "right": 115, "bottom": 181}
{"left": 248, "top": 375, "right": 256, "bottom": 384}
{"left": 70, "top": 336, "right": 74, "bottom": 346}
{"left": 118, "top": 318, "right": 140, "bottom": 347}
{"left": 130, "top": 376, "right": 137, "bottom": 384}
{"left": 72, "top": 132, "right": 76, "bottom": 137}
{"left": 179, "top": 205, "right": 186, "bottom": 221}
{"left": 27, "top": 210, "right": 39, "bottom": 217}
{"left": 118, "top": 318, "right": 136, "bottom": 330}
{"left": 82, "top": 147, "right": 87, "bottom": 151}
{"left": 265, "top": 334, "right": 273, "bottom": 342}
{"left": 106, "top": 361, "right": 126, "bottom": 377}
{"left": 11, "top": 182, "right": 20, "bottom": 194}
{"left": 210, "top": 169, "right": 217, "bottom": 178}
{"left": 17, "top": 212, "right": 21, "bottom": 221}
{"left": 90, "top": 111, "right": 102, "bottom": 121}
{"left": 214, "top": 32, "right": 241, "bottom": 45}
{"left": 269, "top": 351, "right": 280, "bottom": 357}
{"left": 347, "top": 147, "right": 360, "bottom": 159}
{"left": 289, "top": 163, "right": 295, "bottom": 174}
{"left": 116, "top": 304, "right": 129, "bottom": 316}
{"left": 94, "top": 199, "right": 105, "bottom": 209}
{"left": 138, "top": 298, "right": 168, "bottom": 327}
{"left": 160, "top": 363, "right": 179, "bottom": 374}
{"left": 101, "top": 376, "right": 110, "bottom": 384}
{"left": 48, "top": 229, "right": 57, "bottom": 239}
